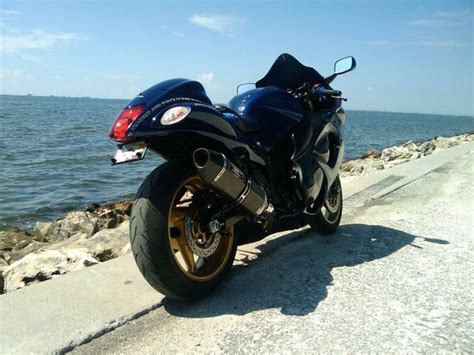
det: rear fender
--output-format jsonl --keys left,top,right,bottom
{"left": 128, "top": 101, "right": 240, "bottom": 140}
{"left": 128, "top": 102, "right": 265, "bottom": 165}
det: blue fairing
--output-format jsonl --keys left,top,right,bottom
{"left": 228, "top": 86, "right": 303, "bottom": 150}
{"left": 128, "top": 78, "right": 211, "bottom": 108}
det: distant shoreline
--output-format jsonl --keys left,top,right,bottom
{"left": 1, "top": 94, "right": 473, "bottom": 118}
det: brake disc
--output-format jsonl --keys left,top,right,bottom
{"left": 184, "top": 208, "right": 221, "bottom": 257}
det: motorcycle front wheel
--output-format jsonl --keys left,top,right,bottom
{"left": 130, "top": 161, "right": 238, "bottom": 300}
{"left": 309, "top": 175, "right": 343, "bottom": 235}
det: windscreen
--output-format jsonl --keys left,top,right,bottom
{"left": 255, "top": 53, "right": 326, "bottom": 90}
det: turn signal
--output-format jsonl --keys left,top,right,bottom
{"left": 109, "top": 104, "right": 145, "bottom": 142}
{"left": 160, "top": 106, "right": 191, "bottom": 125}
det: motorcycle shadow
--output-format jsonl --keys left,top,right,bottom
{"left": 163, "top": 223, "right": 447, "bottom": 317}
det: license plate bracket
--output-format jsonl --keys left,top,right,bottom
{"left": 111, "top": 142, "right": 148, "bottom": 165}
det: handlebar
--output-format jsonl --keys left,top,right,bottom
{"left": 312, "top": 87, "right": 342, "bottom": 97}
{"left": 290, "top": 83, "right": 345, "bottom": 101}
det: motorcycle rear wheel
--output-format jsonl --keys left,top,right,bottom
{"left": 309, "top": 176, "right": 342, "bottom": 235}
{"left": 130, "top": 161, "right": 237, "bottom": 300}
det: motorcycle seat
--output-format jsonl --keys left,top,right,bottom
{"left": 214, "top": 104, "right": 260, "bottom": 134}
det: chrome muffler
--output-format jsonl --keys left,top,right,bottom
{"left": 193, "top": 148, "right": 274, "bottom": 219}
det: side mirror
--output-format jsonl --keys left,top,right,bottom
{"left": 334, "top": 56, "right": 356, "bottom": 75}
{"left": 237, "top": 83, "right": 256, "bottom": 95}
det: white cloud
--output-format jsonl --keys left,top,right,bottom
{"left": 0, "top": 68, "right": 24, "bottom": 78}
{"left": 435, "top": 9, "right": 470, "bottom": 18}
{"left": 0, "top": 29, "right": 87, "bottom": 53}
{"left": 405, "top": 19, "right": 461, "bottom": 27}
{"left": 0, "top": 10, "right": 22, "bottom": 15}
{"left": 364, "top": 40, "right": 389, "bottom": 46}
{"left": 189, "top": 14, "right": 245, "bottom": 36}
{"left": 197, "top": 72, "right": 218, "bottom": 90}
{"left": 411, "top": 40, "right": 466, "bottom": 48}
{"left": 364, "top": 38, "right": 467, "bottom": 49}
{"left": 20, "top": 54, "right": 46, "bottom": 64}
{"left": 161, "top": 25, "right": 184, "bottom": 38}
{"left": 101, "top": 73, "right": 142, "bottom": 81}
{"left": 197, "top": 72, "right": 214, "bottom": 84}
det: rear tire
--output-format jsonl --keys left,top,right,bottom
{"left": 130, "top": 161, "right": 238, "bottom": 300}
{"left": 309, "top": 175, "right": 342, "bottom": 235}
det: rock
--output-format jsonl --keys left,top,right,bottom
{"left": 86, "top": 200, "right": 132, "bottom": 217}
{"left": 341, "top": 159, "right": 364, "bottom": 173}
{"left": 1, "top": 251, "right": 12, "bottom": 264}
{"left": 47, "top": 221, "right": 130, "bottom": 263}
{"left": 371, "top": 160, "right": 385, "bottom": 170}
{"left": 67, "top": 232, "right": 89, "bottom": 242}
{"left": 9, "top": 241, "right": 49, "bottom": 263}
{"left": 382, "top": 145, "right": 414, "bottom": 162}
{"left": 362, "top": 159, "right": 385, "bottom": 174}
{"left": 121, "top": 243, "right": 131, "bottom": 255}
{"left": 409, "top": 152, "right": 421, "bottom": 161}
{"left": 419, "top": 141, "right": 435, "bottom": 156}
{"left": 351, "top": 164, "right": 365, "bottom": 174}
{"left": 74, "top": 221, "right": 130, "bottom": 262}
{"left": 0, "top": 256, "right": 9, "bottom": 294}
{"left": 2, "top": 249, "right": 98, "bottom": 293}
{"left": 32, "top": 222, "right": 51, "bottom": 240}
{"left": 340, "top": 161, "right": 354, "bottom": 172}
{"left": 342, "top": 158, "right": 386, "bottom": 176}
{"left": 85, "top": 202, "right": 101, "bottom": 212}
{"left": 433, "top": 137, "right": 458, "bottom": 150}
{"left": 96, "top": 215, "right": 123, "bottom": 231}
{"left": 387, "top": 158, "right": 409, "bottom": 166}
{"left": 360, "top": 149, "right": 382, "bottom": 159}
{"left": 106, "top": 200, "right": 133, "bottom": 216}
{"left": 83, "top": 200, "right": 132, "bottom": 231}
{"left": 13, "top": 239, "right": 31, "bottom": 250}
{"left": 0, "top": 256, "right": 9, "bottom": 266}
{"left": 402, "top": 140, "right": 419, "bottom": 151}
{"left": 0, "top": 228, "right": 35, "bottom": 252}
{"left": 46, "top": 211, "right": 98, "bottom": 242}
{"left": 381, "top": 147, "right": 401, "bottom": 161}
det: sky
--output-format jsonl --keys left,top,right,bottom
{"left": 0, "top": 0, "right": 473, "bottom": 116}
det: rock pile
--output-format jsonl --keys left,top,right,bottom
{"left": 0, "top": 201, "right": 132, "bottom": 293}
{"left": 340, "top": 133, "right": 473, "bottom": 177}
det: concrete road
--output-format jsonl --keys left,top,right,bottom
{"left": 71, "top": 151, "right": 474, "bottom": 353}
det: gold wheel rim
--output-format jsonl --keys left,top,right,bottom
{"left": 168, "top": 176, "right": 234, "bottom": 281}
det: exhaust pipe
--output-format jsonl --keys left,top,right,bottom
{"left": 193, "top": 148, "right": 274, "bottom": 219}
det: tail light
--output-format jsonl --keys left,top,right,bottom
{"left": 109, "top": 104, "right": 145, "bottom": 142}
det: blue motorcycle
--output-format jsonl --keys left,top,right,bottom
{"left": 110, "top": 53, "right": 356, "bottom": 299}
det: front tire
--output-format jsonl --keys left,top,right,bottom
{"left": 130, "top": 161, "right": 238, "bottom": 300}
{"left": 309, "top": 175, "right": 343, "bottom": 235}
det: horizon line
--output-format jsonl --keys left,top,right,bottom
{"left": 0, "top": 93, "right": 473, "bottom": 118}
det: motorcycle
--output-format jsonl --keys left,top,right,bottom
{"left": 109, "top": 53, "right": 356, "bottom": 300}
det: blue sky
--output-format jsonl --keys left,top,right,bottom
{"left": 0, "top": 0, "right": 472, "bottom": 115}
